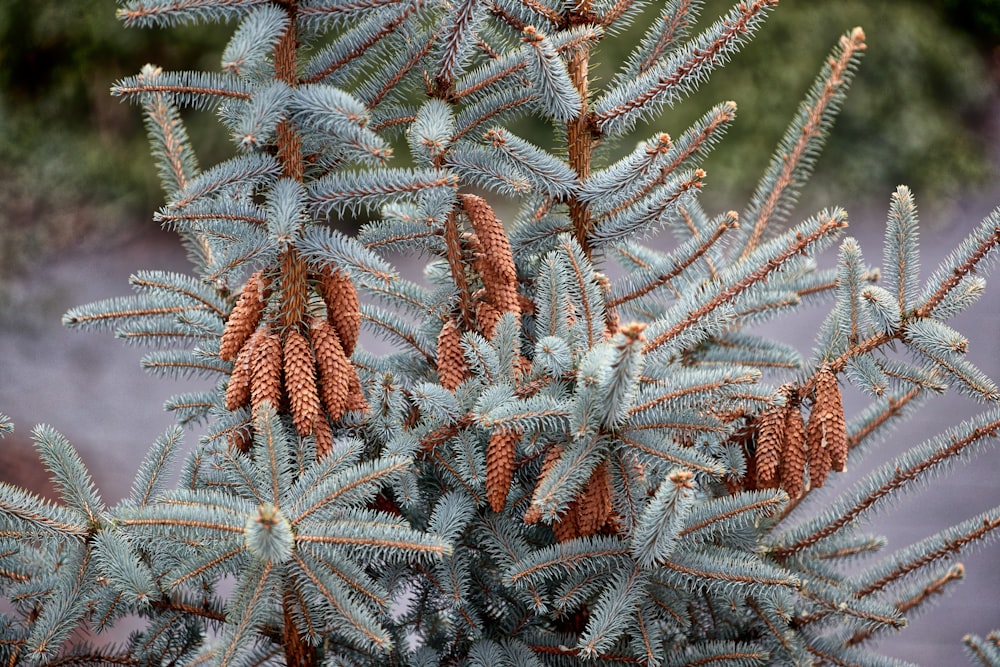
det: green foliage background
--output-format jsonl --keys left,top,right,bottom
{"left": 0, "top": 0, "right": 997, "bottom": 277}
{"left": 0, "top": 1, "right": 228, "bottom": 276}
{"left": 641, "top": 0, "right": 998, "bottom": 213}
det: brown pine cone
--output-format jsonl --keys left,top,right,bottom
{"left": 250, "top": 329, "right": 284, "bottom": 413}
{"left": 344, "top": 367, "right": 369, "bottom": 414}
{"left": 756, "top": 394, "right": 789, "bottom": 487}
{"left": 313, "top": 416, "right": 334, "bottom": 459}
{"left": 815, "top": 365, "right": 848, "bottom": 472}
{"left": 552, "top": 499, "right": 581, "bottom": 543}
{"left": 310, "top": 318, "right": 352, "bottom": 421}
{"left": 780, "top": 403, "right": 807, "bottom": 499}
{"left": 461, "top": 194, "right": 520, "bottom": 318}
{"left": 476, "top": 300, "right": 501, "bottom": 339}
{"left": 806, "top": 408, "right": 834, "bottom": 490}
{"left": 284, "top": 328, "right": 322, "bottom": 436}
{"left": 575, "top": 462, "right": 612, "bottom": 537}
{"left": 317, "top": 266, "right": 361, "bottom": 356}
{"left": 486, "top": 428, "right": 520, "bottom": 513}
{"left": 437, "top": 316, "right": 470, "bottom": 391}
{"left": 524, "top": 443, "right": 563, "bottom": 524}
{"left": 225, "top": 327, "right": 260, "bottom": 411}
{"left": 227, "top": 425, "right": 253, "bottom": 453}
{"left": 220, "top": 270, "right": 267, "bottom": 361}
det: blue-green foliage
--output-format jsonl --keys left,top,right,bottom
{"left": 2, "top": 1, "right": 1000, "bottom": 666}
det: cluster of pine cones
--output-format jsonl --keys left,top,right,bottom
{"left": 754, "top": 366, "right": 848, "bottom": 498}
{"left": 435, "top": 194, "right": 526, "bottom": 515}
{"left": 434, "top": 193, "right": 630, "bottom": 540}
{"left": 219, "top": 264, "right": 367, "bottom": 456}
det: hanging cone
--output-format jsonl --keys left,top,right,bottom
{"left": 227, "top": 424, "right": 253, "bottom": 453}
{"left": 524, "top": 443, "right": 563, "bottom": 524}
{"left": 220, "top": 270, "right": 267, "bottom": 361}
{"left": 486, "top": 427, "right": 521, "bottom": 512}
{"left": 780, "top": 403, "right": 807, "bottom": 499}
{"left": 344, "top": 367, "right": 369, "bottom": 414}
{"left": 437, "top": 316, "right": 470, "bottom": 391}
{"left": 284, "top": 328, "right": 322, "bottom": 436}
{"left": 805, "top": 406, "right": 833, "bottom": 490}
{"left": 476, "top": 300, "right": 501, "bottom": 339}
{"left": 225, "top": 327, "right": 260, "bottom": 411}
{"left": 313, "top": 416, "right": 334, "bottom": 459}
{"left": 250, "top": 329, "right": 284, "bottom": 414}
{"left": 575, "top": 462, "right": 612, "bottom": 537}
{"left": 815, "top": 365, "right": 848, "bottom": 472}
{"left": 552, "top": 500, "right": 581, "bottom": 543}
{"left": 756, "top": 398, "right": 788, "bottom": 487}
{"left": 309, "top": 318, "right": 352, "bottom": 421}
{"left": 318, "top": 266, "right": 361, "bottom": 356}
{"left": 461, "top": 194, "right": 520, "bottom": 318}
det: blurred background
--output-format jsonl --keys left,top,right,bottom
{"left": 1, "top": 0, "right": 999, "bottom": 663}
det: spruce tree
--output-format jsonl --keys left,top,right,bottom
{"left": 1, "top": 1, "right": 999, "bottom": 665}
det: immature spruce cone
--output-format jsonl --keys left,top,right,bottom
{"left": 284, "top": 328, "right": 322, "bottom": 436}
{"left": 524, "top": 444, "right": 563, "bottom": 524}
{"left": 310, "top": 318, "right": 351, "bottom": 421}
{"left": 250, "top": 329, "right": 284, "bottom": 413}
{"left": 576, "top": 462, "right": 612, "bottom": 537}
{"left": 318, "top": 267, "right": 361, "bottom": 356}
{"left": 781, "top": 403, "right": 808, "bottom": 499}
{"left": 486, "top": 428, "right": 520, "bottom": 513}
{"left": 225, "top": 328, "right": 259, "bottom": 411}
{"left": 437, "top": 316, "right": 469, "bottom": 391}
{"left": 220, "top": 270, "right": 266, "bottom": 361}
{"left": 815, "top": 365, "right": 848, "bottom": 472}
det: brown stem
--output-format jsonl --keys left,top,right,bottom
{"left": 855, "top": 516, "right": 999, "bottom": 598}
{"left": 644, "top": 212, "right": 848, "bottom": 354}
{"left": 915, "top": 224, "right": 1000, "bottom": 319}
{"left": 566, "top": 4, "right": 596, "bottom": 255}
{"left": 739, "top": 26, "right": 865, "bottom": 261}
{"left": 845, "top": 564, "right": 964, "bottom": 646}
{"left": 607, "top": 214, "right": 736, "bottom": 309}
{"left": 274, "top": 9, "right": 302, "bottom": 181}
{"left": 276, "top": 9, "right": 317, "bottom": 666}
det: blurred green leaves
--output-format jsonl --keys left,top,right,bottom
{"left": 0, "top": 0, "right": 227, "bottom": 275}
{"left": 632, "top": 1, "right": 997, "bottom": 215}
